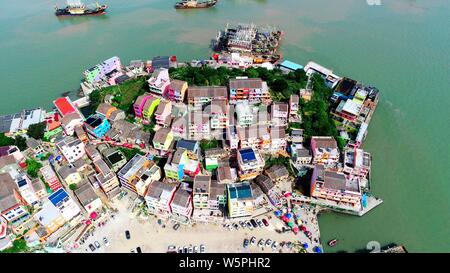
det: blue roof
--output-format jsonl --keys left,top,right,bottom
{"left": 279, "top": 60, "right": 303, "bottom": 71}
{"left": 176, "top": 139, "right": 198, "bottom": 152}
{"left": 228, "top": 183, "right": 253, "bottom": 200}
{"left": 239, "top": 148, "right": 256, "bottom": 162}
{"left": 48, "top": 188, "right": 68, "bottom": 207}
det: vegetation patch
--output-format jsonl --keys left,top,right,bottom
{"left": 25, "top": 158, "right": 43, "bottom": 178}
{"left": 89, "top": 77, "right": 149, "bottom": 115}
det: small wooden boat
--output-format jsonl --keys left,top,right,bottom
{"left": 328, "top": 239, "right": 338, "bottom": 247}
{"left": 175, "top": 0, "right": 218, "bottom": 9}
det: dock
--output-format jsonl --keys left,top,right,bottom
{"left": 290, "top": 194, "right": 383, "bottom": 217}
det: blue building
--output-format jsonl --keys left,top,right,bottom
{"left": 84, "top": 114, "right": 111, "bottom": 138}
{"left": 278, "top": 60, "right": 304, "bottom": 74}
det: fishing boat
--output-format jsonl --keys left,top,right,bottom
{"left": 174, "top": 0, "right": 218, "bottom": 9}
{"left": 328, "top": 239, "right": 338, "bottom": 247}
{"left": 55, "top": 1, "right": 108, "bottom": 16}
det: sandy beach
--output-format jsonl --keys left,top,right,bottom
{"left": 68, "top": 194, "right": 322, "bottom": 253}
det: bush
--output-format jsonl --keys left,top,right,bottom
{"left": 69, "top": 184, "right": 77, "bottom": 191}
{"left": 118, "top": 147, "right": 145, "bottom": 161}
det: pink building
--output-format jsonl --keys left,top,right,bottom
{"left": 133, "top": 93, "right": 153, "bottom": 118}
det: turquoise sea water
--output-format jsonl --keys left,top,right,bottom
{"left": 0, "top": 0, "right": 449, "bottom": 252}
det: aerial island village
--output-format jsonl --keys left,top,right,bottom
{"left": 0, "top": 23, "right": 381, "bottom": 254}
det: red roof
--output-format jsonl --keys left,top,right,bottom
{"left": 54, "top": 97, "right": 76, "bottom": 116}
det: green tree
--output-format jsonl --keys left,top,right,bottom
{"left": 27, "top": 122, "right": 46, "bottom": 140}
{"left": 14, "top": 135, "right": 27, "bottom": 151}
{"left": 246, "top": 68, "right": 259, "bottom": 78}
{"left": 69, "top": 184, "right": 77, "bottom": 191}
{"left": 0, "top": 238, "right": 29, "bottom": 253}
{"left": 25, "top": 158, "right": 43, "bottom": 178}
{"left": 271, "top": 78, "right": 289, "bottom": 92}
{"left": 0, "top": 133, "right": 15, "bottom": 146}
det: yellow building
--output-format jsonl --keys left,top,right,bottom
{"left": 227, "top": 183, "right": 255, "bottom": 218}
{"left": 57, "top": 165, "right": 82, "bottom": 186}
{"left": 34, "top": 202, "right": 66, "bottom": 237}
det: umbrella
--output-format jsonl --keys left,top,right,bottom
{"left": 90, "top": 212, "right": 98, "bottom": 219}
{"left": 274, "top": 211, "right": 282, "bottom": 217}
{"left": 293, "top": 226, "right": 299, "bottom": 233}
{"left": 313, "top": 246, "right": 322, "bottom": 253}
{"left": 297, "top": 219, "right": 302, "bottom": 225}
{"left": 288, "top": 222, "right": 294, "bottom": 228}
{"left": 303, "top": 243, "right": 309, "bottom": 249}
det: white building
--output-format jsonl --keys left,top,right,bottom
{"left": 55, "top": 136, "right": 86, "bottom": 164}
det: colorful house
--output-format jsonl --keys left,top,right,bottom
{"left": 154, "top": 100, "right": 172, "bottom": 127}
{"left": 133, "top": 93, "right": 153, "bottom": 118}
{"left": 229, "top": 77, "right": 269, "bottom": 104}
{"left": 142, "top": 97, "right": 161, "bottom": 122}
{"left": 169, "top": 79, "right": 188, "bottom": 103}
{"left": 53, "top": 97, "right": 79, "bottom": 117}
{"left": 164, "top": 148, "right": 188, "bottom": 181}
{"left": 83, "top": 56, "right": 121, "bottom": 84}
{"left": 96, "top": 103, "right": 117, "bottom": 119}
{"left": 56, "top": 165, "right": 82, "bottom": 186}
{"left": 227, "top": 182, "right": 255, "bottom": 218}
{"left": 39, "top": 165, "right": 62, "bottom": 192}
{"left": 117, "top": 154, "right": 159, "bottom": 196}
{"left": 84, "top": 114, "right": 111, "bottom": 138}
{"left": 148, "top": 68, "right": 171, "bottom": 96}
{"left": 152, "top": 128, "right": 174, "bottom": 152}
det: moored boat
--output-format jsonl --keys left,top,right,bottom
{"left": 55, "top": 1, "right": 108, "bottom": 16}
{"left": 328, "top": 239, "right": 338, "bottom": 247}
{"left": 175, "top": 0, "right": 218, "bottom": 9}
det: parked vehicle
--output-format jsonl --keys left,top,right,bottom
{"left": 178, "top": 247, "right": 183, "bottom": 253}
{"left": 136, "top": 247, "right": 142, "bottom": 253}
{"left": 250, "top": 236, "right": 256, "bottom": 246}
{"left": 256, "top": 219, "right": 264, "bottom": 228}
{"left": 239, "top": 221, "right": 246, "bottom": 228}
{"left": 245, "top": 221, "right": 254, "bottom": 230}
{"left": 173, "top": 224, "right": 180, "bottom": 230}
{"left": 183, "top": 246, "right": 188, "bottom": 253}
{"left": 233, "top": 223, "right": 240, "bottom": 230}
{"left": 199, "top": 244, "right": 205, "bottom": 253}
{"left": 193, "top": 246, "right": 199, "bottom": 253}
{"left": 168, "top": 245, "right": 177, "bottom": 252}
{"left": 265, "top": 239, "right": 273, "bottom": 247}
{"left": 188, "top": 246, "right": 193, "bottom": 253}
{"left": 130, "top": 249, "right": 135, "bottom": 253}
{"left": 262, "top": 218, "right": 270, "bottom": 227}
{"left": 250, "top": 219, "right": 258, "bottom": 228}
{"left": 94, "top": 241, "right": 101, "bottom": 248}
{"left": 125, "top": 230, "right": 131, "bottom": 239}
{"left": 271, "top": 241, "right": 278, "bottom": 250}
{"left": 103, "top": 237, "right": 109, "bottom": 246}
{"left": 258, "top": 239, "right": 265, "bottom": 248}
{"left": 88, "top": 244, "right": 95, "bottom": 252}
